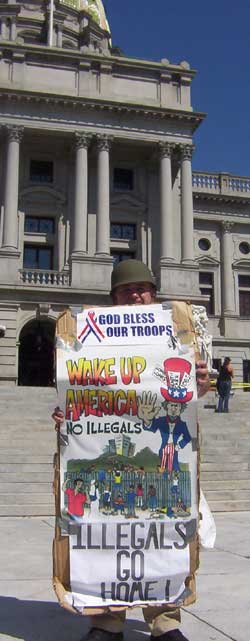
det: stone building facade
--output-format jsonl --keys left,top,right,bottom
{"left": 0, "top": 0, "right": 250, "bottom": 386}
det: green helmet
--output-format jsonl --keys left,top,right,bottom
{"left": 111, "top": 259, "right": 156, "bottom": 292}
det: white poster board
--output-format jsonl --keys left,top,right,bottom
{"left": 56, "top": 304, "right": 198, "bottom": 609}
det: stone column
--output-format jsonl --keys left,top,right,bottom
{"left": 10, "top": 18, "right": 17, "bottom": 42}
{"left": 57, "top": 215, "right": 65, "bottom": 271}
{"left": 180, "top": 144, "right": 195, "bottom": 262}
{"left": 159, "top": 142, "right": 174, "bottom": 261}
{"left": 56, "top": 24, "right": 63, "bottom": 48}
{"left": 221, "top": 221, "right": 235, "bottom": 314}
{"left": 0, "top": 17, "right": 8, "bottom": 41}
{"left": 72, "top": 132, "right": 91, "bottom": 254}
{"left": 2, "top": 126, "right": 23, "bottom": 250}
{"left": 96, "top": 135, "right": 112, "bottom": 255}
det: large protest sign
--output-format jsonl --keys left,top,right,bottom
{"left": 54, "top": 303, "right": 199, "bottom": 611}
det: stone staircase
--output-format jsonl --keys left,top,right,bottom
{"left": 0, "top": 386, "right": 57, "bottom": 516}
{"left": 0, "top": 386, "right": 250, "bottom": 515}
{"left": 199, "top": 390, "right": 250, "bottom": 511}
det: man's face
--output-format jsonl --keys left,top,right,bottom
{"left": 75, "top": 480, "right": 83, "bottom": 492}
{"left": 166, "top": 402, "right": 182, "bottom": 418}
{"left": 112, "top": 281, "right": 156, "bottom": 306}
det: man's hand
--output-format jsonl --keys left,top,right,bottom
{"left": 196, "top": 360, "right": 210, "bottom": 398}
{"left": 137, "top": 391, "right": 161, "bottom": 425}
{"left": 52, "top": 407, "right": 65, "bottom": 432}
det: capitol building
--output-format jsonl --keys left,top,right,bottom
{"left": 0, "top": 0, "right": 250, "bottom": 386}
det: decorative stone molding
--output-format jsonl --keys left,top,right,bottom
{"left": 19, "top": 185, "right": 66, "bottom": 205}
{"left": 37, "top": 303, "right": 50, "bottom": 318}
{"left": 0, "top": 89, "right": 204, "bottom": 134}
{"left": 96, "top": 134, "right": 113, "bottom": 152}
{"left": 75, "top": 131, "right": 92, "bottom": 150}
{"left": 158, "top": 142, "right": 175, "bottom": 159}
{"left": 196, "top": 255, "right": 220, "bottom": 266}
{"left": 5, "top": 125, "right": 24, "bottom": 143}
{"left": 222, "top": 221, "right": 234, "bottom": 234}
{"left": 180, "top": 144, "right": 194, "bottom": 161}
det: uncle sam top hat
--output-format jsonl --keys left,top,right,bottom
{"left": 160, "top": 357, "right": 193, "bottom": 403}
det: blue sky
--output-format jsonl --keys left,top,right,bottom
{"left": 104, "top": 0, "right": 250, "bottom": 176}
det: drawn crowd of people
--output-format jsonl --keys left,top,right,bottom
{"left": 62, "top": 464, "right": 190, "bottom": 522}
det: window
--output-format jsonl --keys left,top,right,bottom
{"left": 199, "top": 272, "right": 214, "bottom": 315}
{"left": 110, "top": 223, "right": 136, "bottom": 241}
{"left": 239, "top": 292, "right": 250, "bottom": 316}
{"left": 113, "top": 168, "right": 134, "bottom": 191}
{"left": 24, "top": 245, "right": 53, "bottom": 270}
{"left": 30, "top": 160, "right": 53, "bottom": 183}
{"left": 198, "top": 238, "right": 211, "bottom": 251}
{"left": 239, "top": 275, "right": 250, "bottom": 287}
{"left": 239, "top": 242, "right": 250, "bottom": 255}
{"left": 24, "top": 217, "right": 55, "bottom": 234}
{"left": 111, "top": 251, "right": 135, "bottom": 265}
{"left": 239, "top": 275, "right": 250, "bottom": 316}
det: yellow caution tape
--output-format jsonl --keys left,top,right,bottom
{"left": 210, "top": 380, "right": 250, "bottom": 389}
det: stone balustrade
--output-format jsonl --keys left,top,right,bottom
{"left": 19, "top": 269, "right": 70, "bottom": 286}
{"left": 192, "top": 171, "right": 250, "bottom": 197}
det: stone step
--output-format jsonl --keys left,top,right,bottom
{"left": 0, "top": 471, "right": 53, "bottom": 482}
{"left": 200, "top": 444, "right": 250, "bottom": 455}
{"left": 201, "top": 439, "right": 250, "bottom": 449}
{"left": 199, "top": 413, "right": 250, "bottom": 423}
{"left": 0, "top": 463, "right": 53, "bottom": 473}
{"left": 0, "top": 492, "right": 54, "bottom": 505}
{"left": 1, "top": 434, "right": 56, "bottom": 455}
{"left": 0, "top": 453, "right": 55, "bottom": 463}
{"left": 201, "top": 470, "right": 250, "bottom": 480}
{"left": 0, "top": 403, "right": 56, "bottom": 412}
{"left": 201, "top": 479, "right": 250, "bottom": 489}
{"left": 201, "top": 462, "right": 250, "bottom": 472}
{"left": 207, "top": 500, "right": 250, "bottom": 512}
{"left": 0, "top": 385, "right": 56, "bottom": 396}
{"left": 0, "top": 482, "right": 53, "bottom": 493}
{"left": 201, "top": 453, "right": 250, "bottom": 463}
{"left": 0, "top": 504, "right": 55, "bottom": 516}
{"left": 0, "top": 423, "right": 55, "bottom": 432}
{"left": 200, "top": 426, "right": 250, "bottom": 435}
{"left": 204, "top": 489, "right": 250, "bottom": 501}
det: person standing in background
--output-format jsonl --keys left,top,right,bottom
{"left": 216, "top": 357, "right": 234, "bottom": 413}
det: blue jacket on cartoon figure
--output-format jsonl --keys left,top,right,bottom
{"left": 143, "top": 417, "right": 192, "bottom": 471}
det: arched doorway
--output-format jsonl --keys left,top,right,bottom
{"left": 18, "top": 319, "right": 55, "bottom": 386}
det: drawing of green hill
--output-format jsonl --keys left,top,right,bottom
{"left": 67, "top": 446, "right": 160, "bottom": 472}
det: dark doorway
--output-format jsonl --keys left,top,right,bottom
{"left": 18, "top": 319, "right": 55, "bottom": 386}
{"left": 212, "top": 358, "right": 221, "bottom": 374}
{"left": 243, "top": 360, "right": 250, "bottom": 392}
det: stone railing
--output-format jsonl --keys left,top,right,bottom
{"left": 19, "top": 269, "right": 70, "bottom": 286}
{"left": 192, "top": 171, "right": 250, "bottom": 197}
{"left": 59, "top": 0, "right": 80, "bottom": 8}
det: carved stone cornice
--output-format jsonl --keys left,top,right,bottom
{"left": 158, "top": 141, "right": 175, "bottom": 160}
{"left": 0, "top": 88, "right": 204, "bottom": 131}
{"left": 75, "top": 131, "right": 92, "bottom": 150}
{"left": 5, "top": 125, "right": 24, "bottom": 143}
{"left": 179, "top": 144, "right": 194, "bottom": 161}
{"left": 96, "top": 134, "right": 113, "bottom": 152}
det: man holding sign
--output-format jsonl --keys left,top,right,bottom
{"left": 54, "top": 259, "right": 209, "bottom": 641}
